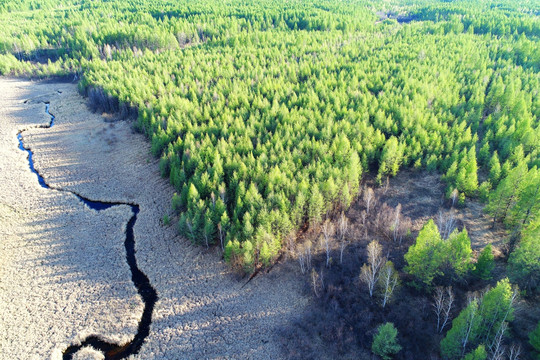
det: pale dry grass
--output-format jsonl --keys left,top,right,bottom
{"left": 0, "top": 78, "right": 307, "bottom": 359}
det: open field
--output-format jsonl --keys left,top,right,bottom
{"left": 0, "top": 78, "right": 307, "bottom": 359}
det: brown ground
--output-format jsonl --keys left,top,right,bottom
{"left": 280, "top": 170, "right": 535, "bottom": 359}
{"left": 361, "top": 170, "right": 509, "bottom": 251}
{"left": 0, "top": 78, "right": 307, "bottom": 360}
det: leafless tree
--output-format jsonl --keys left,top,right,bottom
{"left": 364, "top": 187, "right": 375, "bottom": 214}
{"left": 305, "top": 239, "right": 313, "bottom": 271}
{"left": 378, "top": 261, "right": 399, "bottom": 308}
{"left": 433, "top": 287, "right": 445, "bottom": 332}
{"left": 486, "top": 288, "right": 518, "bottom": 347}
{"left": 298, "top": 245, "right": 306, "bottom": 274}
{"left": 437, "top": 210, "right": 457, "bottom": 240}
{"left": 338, "top": 213, "right": 349, "bottom": 264}
{"left": 322, "top": 219, "right": 334, "bottom": 268}
{"left": 311, "top": 268, "right": 324, "bottom": 298}
{"left": 374, "top": 211, "right": 381, "bottom": 235}
{"left": 104, "top": 43, "right": 112, "bottom": 59}
{"left": 360, "top": 240, "right": 386, "bottom": 297}
{"left": 360, "top": 210, "right": 368, "bottom": 239}
{"left": 392, "top": 204, "right": 402, "bottom": 242}
{"left": 374, "top": 202, "right": 396, "bottom": 239}
{"left": 203, "top": 228, "right": 210, "bottom": 249}
{"left": 361, "top": 210, "right": 367, "bottom": 227}
{"left": 185, "top": 218, "right": 195, "bottom": 241}
{"left": 508, "top": 344, "right": 521, "bottom": 360}
{"left": 285, "top": 233, "right": 295, "bottom": 259}
{"left": 433, "top": 286, "right": 454, "bottom": 333}
{"left": 490, "top": 321, "right": 508, "bottom": 360}
{"left": 218, "top": 222, "right": 224, "bottom": 251}
{"left": 440, "top": 287, "right": 455, "bottom": 333}
{"left": 297, "top": 240, "right": 314, "bottom": 274}
{"left": 451, "top": 188, "right": 459, "bottom": 208}
{"left": 219, "top": 184, "right": 226, "bottom": 203}
{"left": 461, "top": 295, "right": 479, "bottom": 357}
{"left": 12, "top": 42, "right": 21, "bottom": 60}
{"left": 399, "top": 216, "right": 412, "bottom": 245}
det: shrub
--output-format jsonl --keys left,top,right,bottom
{"left": 372, "top": 323, "right": 401, "bottom": 360}
{"left": 473, "top": 244, "right": 494, "bottom": 280}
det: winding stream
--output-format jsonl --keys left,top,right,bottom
{"left": 17, "top": 103, "right": 157, "bottom": 359}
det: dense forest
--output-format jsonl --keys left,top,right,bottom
{"left": 1, "top": 0, "right": 539, "bottom": 358}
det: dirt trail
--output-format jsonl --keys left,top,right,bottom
{"left": 0, "top": 78, "right": 307, "bottom": 359}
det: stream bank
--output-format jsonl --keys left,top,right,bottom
{"left": 17, "top": 102, "right": 157, "bottom": 359}
{"left": 1, "top": 78, "right": 307, "bottom": 359}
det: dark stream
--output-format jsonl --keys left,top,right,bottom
{"left": 17, "top": 103, "right": 157, "bottom": 359}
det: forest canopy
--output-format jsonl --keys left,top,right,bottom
{"left": 0, "top": 0, "right": 538, "bottom": 271}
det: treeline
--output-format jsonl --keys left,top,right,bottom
{"left": 0, "top": 0, "right": 538, "bottom": 273}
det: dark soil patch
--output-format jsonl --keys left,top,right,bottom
{"left": 279, "top": 170, "right": 535, "bottom": 359}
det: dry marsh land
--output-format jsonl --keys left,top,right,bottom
{"left": 0, "top": 78, "right": 307, "bottom": 359}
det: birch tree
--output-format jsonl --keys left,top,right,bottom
{"left": 360, "top": 240, "right": 386, "bottom": 297}
{"left": 434, "top": 286, "right": 455, "bottom": 333}
{"left": 392, "top": 204, "right": 402, "bottom": 242}
{"left": 378, "top": 261, "right": 399, "bottom": 308}
{"left": 440, "top": 296, "right": 481, "bottom": 359}
{"left": 321, "top": 219, "right": 334, "bottom": 268}
{"left": 338, "top": 212, "right": 349, "bottom": 264}
{"left": 364, "top": 187, "right": 375, "bottom": 214}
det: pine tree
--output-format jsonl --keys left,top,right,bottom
{"left": 372, "top": 323, "right": 402, "bottom": 360}
{"left": 508, "top": 219, "right": 540, "bottom": 293}
{"left": 404, "top": 219, "right": 443, "bottom": 288}
{"left": 463, "top": 345, "right": 487, "bottom": 360}
{"left": 488, "top": 152, "right": 501, "bottom": 185}
{"left": 440, "top": 298, "right": 481, "bottom": 359}
{"left": 473, "top": 244, "right": 494, "bottom": 280}
{"left": 308, "top": 184, "right": 325, "bottom": 227}
{"left": 530, "top": 321, "right": 540, "bottom": 358}
{"left": 446, "top": 228, "right": 473, "bottom": 278}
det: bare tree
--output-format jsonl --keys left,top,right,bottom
{"left": 490, "top": 321, "right": 508, "bottom": 360}
{"left": 392, "top": 204, "right": 402, "bottom": 242}
{"left": 451, "top": 188, "right": 459, "bottom": 208}
{"left": 338, "top": 212, "right": 349, "bottom": 264}
{"left": 311, "top": 268, "right": 324, "bottom": 298}
{"left": 374, "top": 211, "right": 381, "bottom": 235}
{"left": 461, "top": 295, "right": 479, "bottom": 357}
{"left": 508, "top": 344, "right": 521, "bottom": 360}
{"left": 399, "top": 216, "right": 412, "bottom": 245}
{"left": 12, "top": 42, "right": 21, "bottom": 60}
{"left": 437, "top": 210, "right": 457, "bottom": 240}
{"left": 298, "top": 244, "right": 306, "bottom": 274}
{"left": 297, "top": 240, "right": 314, "bottom": 274}
{"left": 322, "top": 219, "right": 334, "bottom": 268}
{"left": 185, "top": 217, "right": 195, "bottom": 241}
{"left": 285, "top": 233, "right": 295, "bottom": 260}
{"left": 486, "top": 288, "right": 518, "bottom": 347}
{"left": 378, "top": 261, "right": 399, "bottom": 308}
{"left": 203, "top": 228, "right": 210, "bottom": 249}
{"left": 361, "top": 210, "right": 368, "bottom": 239}
{"left": 218, "top": 222, "right": 224, "bottom": 251}
{"left": 433, "top": 287, "right": 445, "bottom": 332}
{"left": 305, "top": 239, "right": 313, "bottom": 271}
{"left": 364, "top": 187, "right": 375, "bottom": 214}
{"left": 360, "top": 240, "right": 386, "bottom": 297}
{"left": 210, "top": 192, "right": 216, "bottom": 208}
{"left": 433, "top": 286, "right": 454, "bottom": 333}
{"left": 440, "top": 287, "right": 455, "bottom": 333}
{"left": 219, "top": 184, "right": 226, "bottom": 203}
{"left": 104, "top": 43, "right": 112, "bottom": 59}
{"left": 375, "top": 202, "right": 396, "bottom": 239}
